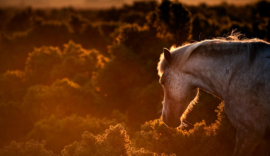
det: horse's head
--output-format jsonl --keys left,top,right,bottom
{"left": 159, "top": 48, "right": 198, "bottom": 128}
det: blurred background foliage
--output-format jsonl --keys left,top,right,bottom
{"left": 0, "top": 0, "right": 269, "bottom": 155}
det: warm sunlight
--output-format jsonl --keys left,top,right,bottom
{"left": 0, "top": 0, "right": 269, "bottom": 155}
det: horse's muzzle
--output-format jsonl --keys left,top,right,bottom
{"left": 162, "top": 114, "right": 181, "bottom": 128}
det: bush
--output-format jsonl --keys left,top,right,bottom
{"left": 62, "top": 124, "right": 131, "bottom": 156}
{"left": 50, "top": 41, "right": 108, "bottom": 85}
{"left": 0, "top": 140, "right": 56, "bottom": 156}
{"left": 25, "top": 46, "right": 62, "bottom": 85}
{"left": 0, "top": 101, "right": 32, "bottom": 147}
{"left": 133, "top": 102, "right": 236, "bottom": 156}
{"left": 22, "top": 78, "right": 102, "bottom": 122}
{"left": 0, "top": 70, "right": 26, "bottom": 102}
{"left": 62, "top": 124, "right": 159, "bottom": 156}
{"left": 28, "top": 115, "right": 121, "bottom": 154}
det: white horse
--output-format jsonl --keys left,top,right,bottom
{"left": 158, "top": 37, "right": 270, "bottom": 156}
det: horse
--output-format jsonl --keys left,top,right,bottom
{"left": 157, "top": 36, "right": 270, "bottom": 156}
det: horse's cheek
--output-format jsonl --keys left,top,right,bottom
{"left": 167, "top": 85, "right": 182, "bottom": 100}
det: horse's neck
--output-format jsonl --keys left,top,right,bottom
{"left": 184, "top": 44, "right": 247, "bottom": 99}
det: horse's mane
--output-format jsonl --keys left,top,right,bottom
{"left": 157, "top": 34, "right": 269, "bottom": 77}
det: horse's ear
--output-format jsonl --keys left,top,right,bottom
{"left": 163, "top": 48, "right": 171, "bottom": 63}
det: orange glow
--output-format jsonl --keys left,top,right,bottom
{"left": 0, "top": 0, "right": 268, "bottom": 155}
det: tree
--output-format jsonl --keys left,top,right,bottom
{"left": 154, "top": 0, "right": 192, "bottom": 45}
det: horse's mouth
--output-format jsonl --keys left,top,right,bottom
{"left": 162, "top": 115, "right": 181, "bottom": 128}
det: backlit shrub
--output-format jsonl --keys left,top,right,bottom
{"left": 0, "top": 140, "right": 55, "bottom": 156}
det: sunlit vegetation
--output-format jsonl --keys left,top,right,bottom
{"left": 0, "top": 0, "right": 269, "bottom": 155}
